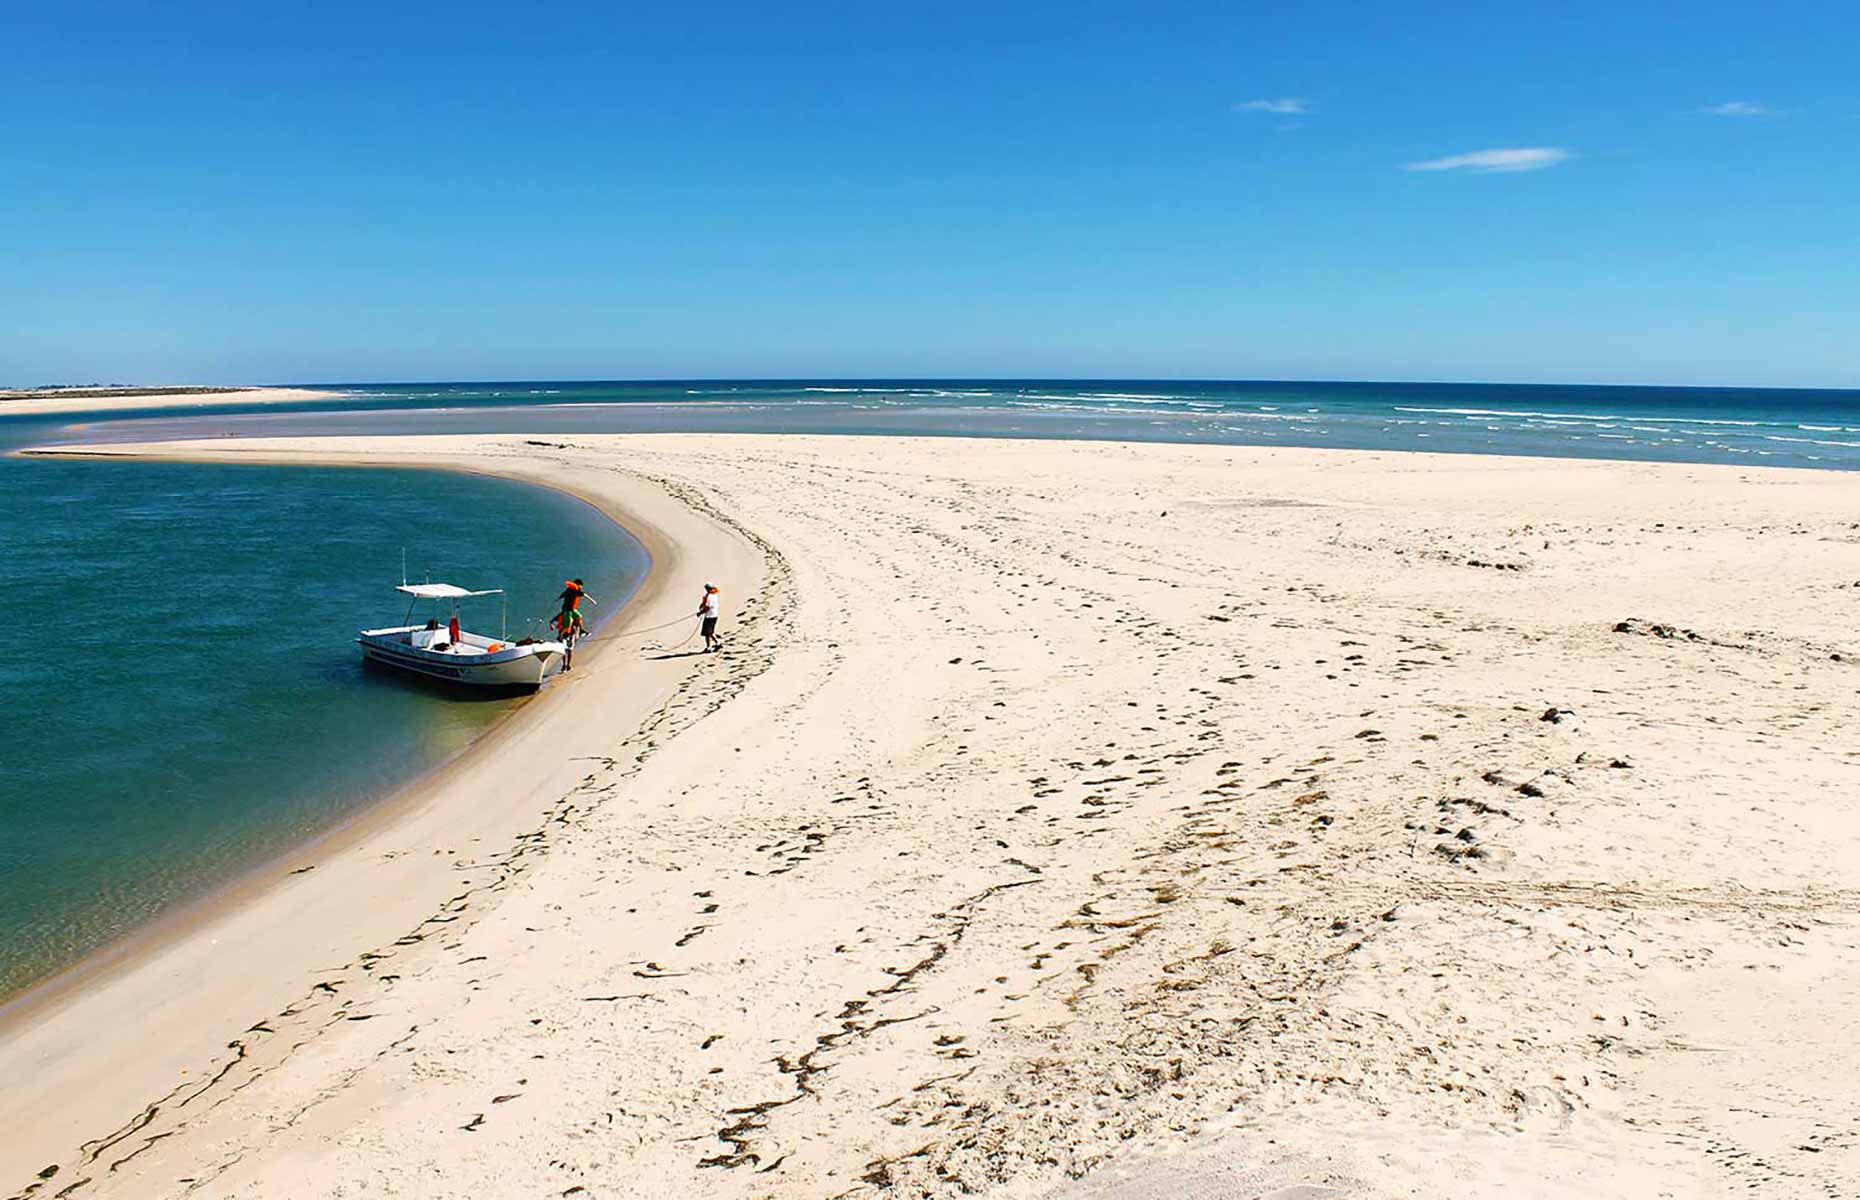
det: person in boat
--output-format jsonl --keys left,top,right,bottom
{"left": 552, "top": 605, "right": 586, "bottom": 670}
{"left": 697, "top": 583, "right": 722, "bottom": 653}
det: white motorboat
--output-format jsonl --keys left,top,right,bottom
{"left": 357, "top": 583, "right": 567, "bottom": 690}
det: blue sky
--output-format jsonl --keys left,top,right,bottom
{"left": 3, "top": 1, "right": 1856, "bottom": 387}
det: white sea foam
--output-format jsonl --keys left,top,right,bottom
{"left": 1393, "top": 405, "right": 1767, "bottom": 428}
{"left": 1001, "top": 398, "right": 1319, "bottom": 422}
{"left": 1765, "top": 434, "right": 1860, "bottom": 448}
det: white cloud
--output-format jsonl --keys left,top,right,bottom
{"left": 1401, "top": 147, "right": 1571, "bottom": 174}
{"left": 1235, "top": 98, "right": 1309, "bottom": 115}
{"left": 1701, "top": 101, "right": 1778, "bottom": 117}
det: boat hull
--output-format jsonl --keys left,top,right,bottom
{"left": 356, "top": 628, "right": 564, "bottom": 691}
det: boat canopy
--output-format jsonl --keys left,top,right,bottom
{"left": 396, "top": 583, "right": 503, "bottom": 599}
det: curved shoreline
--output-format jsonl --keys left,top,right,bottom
{"left": 0, "top": 436, "right": 769, "bottom": 1187}
{"left": 0, "top": 464, "right": 651, "bottom": 1024}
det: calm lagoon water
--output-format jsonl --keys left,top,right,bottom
{"left": 0, "top": 408, "right": 644, "bottom": 999}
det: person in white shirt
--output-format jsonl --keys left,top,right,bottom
{"left": 697, "top": 583, "right": 722, "bottom": 652}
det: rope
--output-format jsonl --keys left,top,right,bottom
{"left": 581, "top": 614, "right": 700, "bottom": 643}
{"left": 535, "top": 612, "right": 703, "bottom": 663}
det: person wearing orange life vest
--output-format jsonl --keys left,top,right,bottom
{"left": 557, "top": 578, "right": 595, "bottom": 615}
{"left": 697, "top": 583, "right": 722, "bottom": 653}
{"left": 552, "top": 579, "right": 593, "bottom": 671}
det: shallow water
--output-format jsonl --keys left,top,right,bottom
{"left": 0, "top": 415, "right": 644, "bottom": 999}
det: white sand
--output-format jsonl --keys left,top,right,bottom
{"left": 0, "top": 386, "right": 343, "bottom": 416}
{"left": 5, "top": 433, "right": 1858, "bottom": 1199}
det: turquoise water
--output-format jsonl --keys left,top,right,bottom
{"left": 0, "top": 423, "right": 645, "bottom": 999}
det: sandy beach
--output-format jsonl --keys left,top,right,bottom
{"left": 6, "top": 433, "right": 1859, "bottom": 1199}
{"left": 0, "top": 387, "right": 344, "bottom": 417}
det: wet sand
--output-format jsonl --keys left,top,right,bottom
{"left": 6, "top": 433, "right": 1859, "bottom": 1199}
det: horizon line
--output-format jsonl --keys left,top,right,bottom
{"left": 254, "top": 374, "right": 1857, "bottom": 394}
{"left": 10, "top": 374, "right": 1857, "bottom": 395}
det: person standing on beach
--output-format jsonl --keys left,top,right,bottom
{"left": 698, "top": 583, "right": 722, "bottom": 653}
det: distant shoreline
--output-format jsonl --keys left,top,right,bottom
{"left": 0, "top": 385, "right": 345, "bottom": 416}
{"left": 2, "top": 385, "right": 253, "bottom": 401}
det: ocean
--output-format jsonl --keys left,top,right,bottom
{"left": 4, "top": 375, "right": 1857, "bottom": 999}
{"left": 57, "top": 378, "right": 1860, "bottom": 470}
